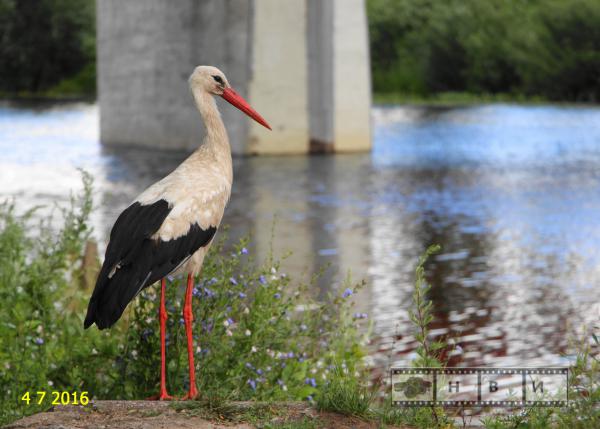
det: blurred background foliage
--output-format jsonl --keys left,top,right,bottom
{"left": 368, "top": 0, "right": 600, "bottom": 101}
{"left": 0, "top": 0, "right": 95, "bottom": 97}
{"left": 0, "top": 0, "right": 598, "bottom": 101}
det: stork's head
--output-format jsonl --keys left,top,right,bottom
{"left": 189, "top": 65, "right": 271, "bottom": 130}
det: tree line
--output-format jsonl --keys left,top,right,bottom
{"left": 0, "top": 0, "right": 598, "bottom": 101}
{"left": 0, "top": 0, "right": 95, "bottom": 96}
{"left": 368, "top": 0, "right": 600, "bottom": 101}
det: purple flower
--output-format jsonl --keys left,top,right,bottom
{"left": 141, "top": 328, "right": 153, "bottom": 341}
{"left": 277, "top": 379, "right": 284, "bottom": 386}
{"left": 33, "top": 337, "right": 44, "bottom": 345}
{"left": 245, "top": 362, "right": 254, "bottom": 369}
{"left": 353, "top": 312, "right": 368, "bottom": 319}
{"left": 241, "top": 247, "right": 249, "bottom": 255}
{"left": 307, "top": 395, "right": 314, "bottom": 402}
{"left": 256, "top": 369, "right": 263, "bottom": 375}
{"left": 179, "top": 318, "right": 185, "bottom": 326}
{"left": 305, "top": 377, "right": 317, "bottom": 388}
{"left": 342, "top": 288, "right": 353, "bottom": 298}
{"left": 227, "top": 317, "right": 234, "bottom": 325}
{"left": 230, "top": 277, "right": 238, "bottom": 285}
{"left": 202, "top": 321, "right": 213, "bottom": 333}
{"left": 247, "top": 379, "right": 256, "bottom": 390}
{"left": 239, "top": 292, "right": 247, "bottom": 299}
{"left": 274, "top": 293, "right": 281, "bottom": 299}
{"left": 259, "top": 275, "right": 267, "bottom": 285}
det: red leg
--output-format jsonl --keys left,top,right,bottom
{"left": 147, "top": 278, "right": 173, "bottom": 400}
{"left": 181, "top": 273, "right": 199, "bottom": 400}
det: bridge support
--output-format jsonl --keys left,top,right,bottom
{"left": 97, "top": 0, "right": 371, "bottom": 155}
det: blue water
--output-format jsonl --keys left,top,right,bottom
{"left": 1, "top": 101, "right": 599, "bottom": 370}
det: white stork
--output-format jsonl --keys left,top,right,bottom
{"left": 84, "top": 66, "right": 271, "bottom": 400}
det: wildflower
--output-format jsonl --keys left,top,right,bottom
{"left": 307, "top": 395, "right": 314, "bottom": 402}
{"left": 245, "top": 329, "right": 252, "bottom": 336}
{"left": 271, "top": 267, "right": 277, "bottom": 274}
{"left": 241, "top": 247, "right": 248, "bottom": 255}
{"left": 256, "top": 369, "right": 263, "bottom": 375}
{"left": 179, "top": 318, "right": 185, "bottom": 326}
{"left": 230, "top": 277, "right": 238, "bottom": 285}
{"left": 305, "top": 377, "right": 317, "bottom": 388}
{"left": 274, "top": 293, "right": 281, "bottom": 299}
{"left": 259, "top": 275, "right": 267, "bottom": 285}
{"left": 277, "top": 379, "right": 284, "bottom": 386}
{"left": 208, "top": 277, "right": 218, "bottom": 285}
{"left": 131, "top": 350, "right": 138, "bottom": 358}
{"left": 245, "top": 362, "right": 254, "bottom": 369}
{"left": 300, "top": 324, "right": 307, "bottom": 331}
{"left": 266, "top": 366, "right": 272, "bottom": 372}
{"left": 48, "top": 381, "right": 54, "bottom": 387}
{"left": 226, "top": 329, "right": 233, "bottom": 337}
{"left": 196, "top": 346, "right": 201, "bottom": 354}
{"left": 287, "top": 351, "right": 295, "bottom": 358}
{"left": 244, "top": 307, "right": 250, "bottom": 315}
{"left": 33, "top": 337, "right": 44, "bottom": 345}
{"left": 353, "top": 312, "right": 368, "bottom": 319}
{"left": 342, "top": 288, "right": 353, "bottom": 298}
{"left": 223, "top": 319, "right": 231, "bottom": 327}
{"left": 251, "top": 346, "right": 258, "bottom": 353}
{"left": 247, "top": 379, "right": 257, "bottom": 390}
{"left": 239, "top": 292, "right": 247, "bottom": 299}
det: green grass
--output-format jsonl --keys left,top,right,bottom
{"left": 0, "top": 173, "right": 368, "bottom": 425}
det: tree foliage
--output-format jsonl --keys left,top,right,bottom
{"left": 368, "top": 0, "right": 600, "bottom": 101}
{"left": 0, "top": 0, "right": 95, "bottom": 95}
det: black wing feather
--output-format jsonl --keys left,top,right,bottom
{"left": 84, "top": 200, "right": 217, "bottom": 330}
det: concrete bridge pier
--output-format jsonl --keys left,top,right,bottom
{"left": 97, "top": 0, "right": 371, "bottom": 155}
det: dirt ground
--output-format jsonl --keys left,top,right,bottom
{"left": 3, "top": 400, "right": 409, "bottom": 429}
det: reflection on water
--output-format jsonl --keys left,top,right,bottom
{"left": 1, "top": 101, "right": 599, "bottom": 372}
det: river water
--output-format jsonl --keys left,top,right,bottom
{"left": 1, "top": 101, "right": 598, "bottom": 372}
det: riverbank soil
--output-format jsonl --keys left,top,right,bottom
{"left": 3, "top": 400, "right": 409, "bottom": 429}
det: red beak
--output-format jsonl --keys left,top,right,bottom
{"left": 221, "top": 87, "right": 272, "bottom": 130}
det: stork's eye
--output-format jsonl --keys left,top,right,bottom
{"left": 212, "top": 75, "right": 224, "bottom": 84}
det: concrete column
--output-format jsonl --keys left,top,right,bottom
{"left": 97, "top": 0, "right": 251, "bottom": 153}
{"left": 245, "top": 0, "right": 309, "bottom": 155}
{"left": 305, "top": 0, "right": 372, "bottom": 153}
{"left": 332, "top": 0, "right": 372, "bottom": 152}
{"left": 97, "top": 0, "right": 371, "bottom": 154}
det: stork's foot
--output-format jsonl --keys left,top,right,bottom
{"left": 180, "top": 387, "right": 199, "bottom": 401}
{"left": 146, "top": 391, "right": 174, "bottom": 401}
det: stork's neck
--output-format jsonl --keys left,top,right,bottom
{"left": 192, "top": 89, "right": 230, "bottom": 156}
